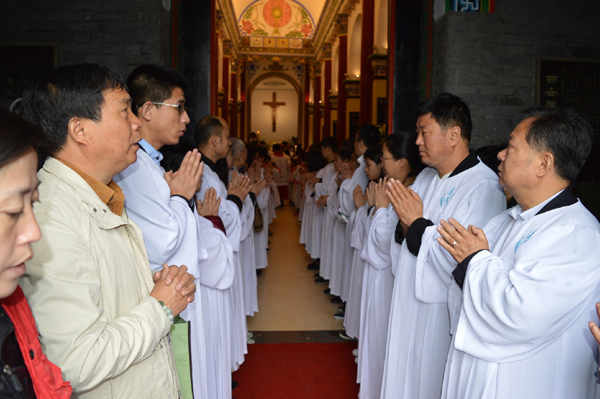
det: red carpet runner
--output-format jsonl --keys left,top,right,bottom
{"left": 232, "top": 342, "right": 359, "bottom": 398}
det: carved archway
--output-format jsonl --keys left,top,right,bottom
{"left": 247, "top": 71, "right": 303, "bottom": 142}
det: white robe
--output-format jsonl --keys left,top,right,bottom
{"left": 311, "top": 163, "right": 337, "bottom": 259}
{"left": 381, "top": 157, "right": 506, "bottom": 399}
{"left": 358, "top": 204, "right": 398, "bottom": 398}
{"left": 443, "top": 190, "right": 600, "bottom": 399}
{"left": 343, "top": 205, "right": 370, "bottom": 338}
{"left": 329, "top": 181, "right": 350, "bottom": 296}
{"left": 196, "top": 215, "right": 235, "bottom": 399}
{"left": 338, "top": 155, "right": 368, "bottom": 220}
{"left": 254, "top": 178, "right": 270, "bottom": 270}
{"left": 115, "top": 149, "right": 210, "bottom": 399}
{"left": 197, "top": 165, "right": 249, "bottom": 369}
{"left": 299, "top": 180, "right": 314, "bottom": 247}
{"left": 340, "top": 208, "right": 357, "bottom": 302}
{"left": 320, "top": 177, "right": 340, "bottom": 280}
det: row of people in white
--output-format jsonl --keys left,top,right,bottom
{"left": 298, "top": 93, "right": 600, "bottom": 399}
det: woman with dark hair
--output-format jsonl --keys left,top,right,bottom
{"left": 363, "top": 145, "right": 384, "bottom": 182}
{"left": 0, "top": 109, "right": 72, "bottom": 398}
{"left": 357, "top": 131, "right": 423, "bottom": 399}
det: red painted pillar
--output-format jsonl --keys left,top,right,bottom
{"left": 221, "top": 55, "right": 230, "bottom": 125}
{"left": 323, "top": 59, "right": 332, "bottom": 138}
{"left": 240, "top": 61, "right": 246, "bottom": 141}
{"left": 230, "top": 67, "right": 237, "bottom": 137}
{"left": 387, "top": 0, "right": 396, "bottom": 132}
{"left": 337, "top": 34, "right": 348, "bottom": 143}
{"left": 360, "top": 0, "right": 375, "bottom": 125}
{"left": 313, "top": 70, "right": 322, "bottom": 145}
{"left": 303, "top": 64, "right": 310, "bottom": 147}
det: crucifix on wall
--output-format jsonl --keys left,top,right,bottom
{"left": 263, "top": 92, "right": 286, "bottom": 132}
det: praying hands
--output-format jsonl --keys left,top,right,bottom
{"left": 436, "top": 218, "right": 489, "bottom": 263}
{"left": 386, "top": 178, "right": 423, "bottom": 227}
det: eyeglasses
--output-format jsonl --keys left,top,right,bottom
{"left": 380, "top": 156, "right": 395, "bottom": 162}
{"left": 151, "top": 102, "right": 188, "bottom": 114}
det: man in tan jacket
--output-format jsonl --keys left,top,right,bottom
{"left": 20, "top": 63, "right": 196, "bottom": 399}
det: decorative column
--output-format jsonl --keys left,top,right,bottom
{"left": 360, "top": 0, "right": 375, "bottom": 125}
{"left": 221, "top": 39, "right": 232, "bottom": 126}
{"left": 344, "top": 78, "right": 361, "bottom": 138}
{"left": 313, "top": 62, "right": 322, "bottom": 144}
{"left": 322, "top": 43, "right": 332, "bottom": 138}
{"left": 240, "top": 60, "right": 246, "bottom": 141}
{"left": 369, "top": 51, "right": 388, "bottom": 128}
{"left": 229, "top": 59, "right": 238, "bottom": 137}
{"left": 303, "top": 62, "right": 310, "bottom": 147}
{"left": 336, "top": 14, "right": 348, "bottom": 143}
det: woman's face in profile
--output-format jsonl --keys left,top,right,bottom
{"left": 0, "top": 148, "right": 41, "bottom": 298}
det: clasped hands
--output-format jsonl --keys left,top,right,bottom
{"left": 228, "top": 171, "right": 252, "bottom": 201}
{"left": 436, "top": 218, "right": 489, "bottom": 263}
{"left": 385, "top": 178, "right": 423, "bottom": 228}
{"left": 165, "top": 149, "right": 203, "bottom": 200}
{"left": 151, "top": 263, "right": 196, "bottom": 317}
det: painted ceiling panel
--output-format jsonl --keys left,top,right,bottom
{"left": 231, "top": 0, "right": 326, "bottom": 28}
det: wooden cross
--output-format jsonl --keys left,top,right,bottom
{"left": 263, "top": 92, "right": 286, "bottom": 132}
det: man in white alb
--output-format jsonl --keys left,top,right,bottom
{"left": 381, "top": 93, "right": 506, "bottom": 399}
{"left": 437, "top": 107, "right": 600, "bottom": 399}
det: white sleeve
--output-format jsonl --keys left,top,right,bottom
{"left": 455, "top": 225, "right": 600, "bottom": 363}
{"left": 115, "top": 154, "right": 199, "bottom": 273}
{"left": 196, "top": 215, "right": 235, "bottom": 290}
{"left": 362, "top": 206, "right": 399, "bottom": 270}
{"left": 414, "top": 180, "right": 507, "bottom": 303}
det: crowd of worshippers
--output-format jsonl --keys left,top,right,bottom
{"left": 1, "top": 62, "right": 600, "bottom": 399}
{"left": 0, "top": 63, "right": 292, "bottom": 399}
{"left": 294, "top": 92, "right": 600, "bottom": 399}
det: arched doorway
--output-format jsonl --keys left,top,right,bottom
{"left": 248, "top": 72, "right": 303, "bottom": 144}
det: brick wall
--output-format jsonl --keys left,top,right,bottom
{"left": 0, "top": 0, "right": 171, "bottom": 77}
{"left": 432, "top": 0, "right": 600, "bottom": 147}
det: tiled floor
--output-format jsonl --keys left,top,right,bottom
{"left": 247, "top": 204, "right": 345, "bottom": 335}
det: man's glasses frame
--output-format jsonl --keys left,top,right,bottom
{"left": 135, "top": 101, "right": 187, "bottom": 114}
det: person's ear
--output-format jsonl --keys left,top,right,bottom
{"left": 67, "top": 116, "right": 89, "bottom": 145}
{"left": 537, "top": 152, "right": 554, "bottom": 177}
{"left": 139, "top": 102, "right": 154, "bottom": 122}
{"left": 210, "top": 134, "right": 219, "bottom": 148}
{"left": 448, "top": 126, "right": 462, "bottom": 146}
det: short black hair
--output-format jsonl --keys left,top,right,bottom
{"left": 306, "top": 149, "right": 327, "bottom": 172}
{"left": 320, "top": 136, "right": 338, "bottom": 151}
{"left": 0, "top": 109, "right": 46, "bottom": 169}
{"left": 363, "top": 144, "right": 383, "bottom": 165}
{"left": 160, "top": 140, "right": 197, "bottom": 173}
{"left": 522, "top": 107, "right": 594, "bottom": 184}
{"left": 383, "top": 131, "right": 425, "bottom": 177}
{"left": 416, "top": 92, "right": 473, "bottom": 142}
{"left": 335, "top": 146, "right": 353, "bottom": 162}
{"left": 195, "top": 115, "right": 225, "bottom": 146}
{"left": 356, "top": 124, "right": 381, "bottom": 148}
{"left": 272, "top": 143, "right": 282, "bottom": 152}
{"left": 21, "top": 63, "right": 126, "bottom": 156}
{"left": 127, "top": 64, "right": 190, "bottom": 115}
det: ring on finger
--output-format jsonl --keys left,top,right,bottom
{"left": 451, "top": 240, "right": 457, "bottom": 247}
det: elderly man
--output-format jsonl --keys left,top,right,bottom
{"left": 437, "top": 108, "right": 600, "bottom": 399}
{"left": 381, "top": 93, "right": 506, "bottom": 399}
{"left": 20, "top": 63, "right": 195, "bottom": 399}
